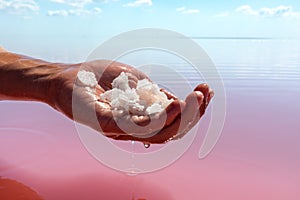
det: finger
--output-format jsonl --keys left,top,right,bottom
{"left": 155, "top": 91, "right": 203, "bottom": 143}
{"left": 111, "top": 100, "right": 184, "bottom": 142}
{"left": 114, "top": 99, "right": 183, "bottom": 138}
{"left": 160, "top": 88, "right": 178, "bottom": 100}
{"left": 195, "top": 84, "right": 214, "bottom": 118}
{"left": 172, "top": 84, "right": 214, "bottom": 140}
{"left": 95, "top": 98, "right": 182, "bottom": 139}
{"left": 170, "top": 91, "right": 204, "bottom": 139}
{"left": 128, "top": 91, "right": 204, "bottom": 144}
{"left": 163, "top": 100, "right": 183, "bottom": 126}
{"left": 194, "top": 83, "right": 214, "bottom": 110}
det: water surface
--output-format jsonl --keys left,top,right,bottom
{"left": 1, "top": 38, "right": 300, "bottom": 199}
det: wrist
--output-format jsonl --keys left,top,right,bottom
{"left": 0, "top": 52, "right": 66, "bottom": 105}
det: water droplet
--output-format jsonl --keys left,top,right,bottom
{"left": 143, "top": 143, "right": 150, "bottom": 148}
{"left": 131, "top": 140, "right": 135, "bottom": 160}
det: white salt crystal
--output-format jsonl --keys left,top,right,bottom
{"left": 77, "top": 70, "right": 98, "bottom": 87}
{"left": 137, "top": 79, "right": 160, "bottom": 94}
{"left": 100, "top": 71, "right": 174, "bottom": 115}
{"left": 145, "top": 103, "right": 163, "bottom": 115}
{"left": 137, "top": 79, "right": 173, "bottom": 108}
{"left": 112, "top": 72, "right": 130, "bottom": 91}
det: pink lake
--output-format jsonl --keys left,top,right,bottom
{"left": 1, "top": 38, "right": 300, "bottom": 200}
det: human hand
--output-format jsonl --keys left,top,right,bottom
{"left": 51, "top": 60, "right": 214, "bottom": 144}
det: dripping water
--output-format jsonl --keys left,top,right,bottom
{"left": 143, "top": 143, "right": 150, "bottom": 148}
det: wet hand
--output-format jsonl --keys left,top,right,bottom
{"left": 52, "top": 60, "right": 214, "bottom": 144}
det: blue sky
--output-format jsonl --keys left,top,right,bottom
{"left": 1, "top": 0, "right": 300, "bottom": 61}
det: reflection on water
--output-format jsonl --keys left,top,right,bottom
{"left": 0, "top": 177, "right": 44, "bottom": 200}
{"left": 115, "top": 38, "right": 300, "bottom": 96}
{"left": 200, "top": 38, "right": 300, "bottom": 93}
{"left": 0, "top": 128, "right": 54, "bottom": 174}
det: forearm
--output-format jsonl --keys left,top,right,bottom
{"left": 0, "top": 51, "right": 64, "bottom": 105}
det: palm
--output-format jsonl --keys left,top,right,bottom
{"left": 55, "top": 60, "right": 213, "bottom": 144}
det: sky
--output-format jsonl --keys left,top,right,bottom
{"left": 1, "top": 0, "right": 300, "bottom": 61}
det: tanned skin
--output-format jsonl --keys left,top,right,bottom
{"left": 0, "top": 47, "right": 213, "bottom": 144}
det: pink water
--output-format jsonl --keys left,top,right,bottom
{"left": 1, "top": 68, "right": 300, "bottom": 199}
{"left": 1, "top": 38, "right": 300, "bottom": 200}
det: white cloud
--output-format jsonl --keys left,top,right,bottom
{"left": 0, "top": 0, "right": 39, "bottom": 14}
{"left": 50, "top": 0, "right": 93, "bottom": 8}
{"left": 176, "top": 6, "right": 199, "bottom": 14}
{"left": 123, "top": 0, "right": 152, "bottom": 7}
{"left": 47, "top": 9, "right": 69, "bottom": 16}
{"left": 236, "top": 5, "right": 300, "bottom": 18}
{"left": 47, "top": 7, "right": 102, "bottom": 16}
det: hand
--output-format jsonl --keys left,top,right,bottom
{"left": 51, "top": 60, "right": 214, "bottom": 144}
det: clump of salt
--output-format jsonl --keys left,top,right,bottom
{"left": 77, "top": 70, "right": 98, "bottom": 87}
{"left": 77, "top": 70, "right": 100, "bottom": 101}
{"left": 100, "top": 72, "right": 173, "bottom": 115}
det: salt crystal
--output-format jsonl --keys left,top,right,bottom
{"left": 100, "top": 71, "right": 174, "bottom": 115}
{"left": 145, "top": 103, "right": 163, "bottom": 115}
{"left": 112, "top": 72, "right": 130, "bottom": 91}
{"left": 77, "top": 70, "right": 98, "bottom": 87}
